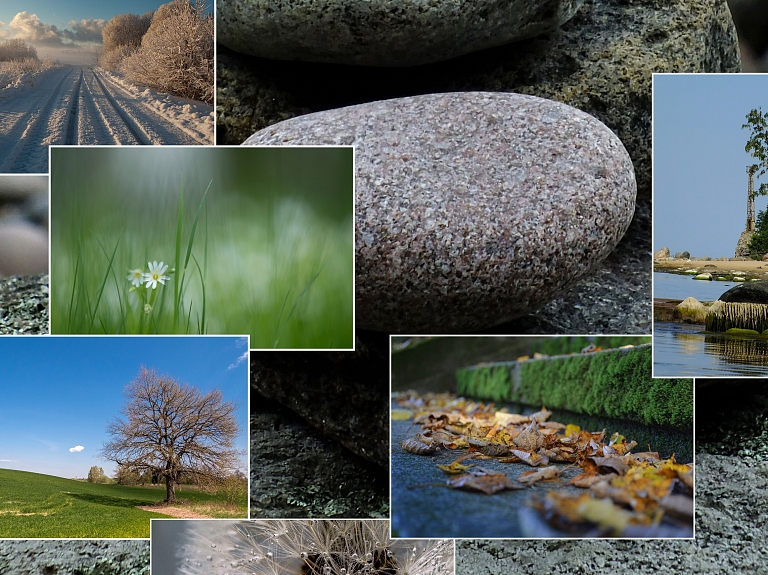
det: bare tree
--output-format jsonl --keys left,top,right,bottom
{"left": 101, "top": 366, "right": 241, "bottom": 503}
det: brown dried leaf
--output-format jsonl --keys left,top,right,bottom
{"left": 510, "top": 449, "right": 549, "bottom": 467}
{"left": 588, "top": 456, "right": 629, "bottom": 476}
{"left": 446, "top": 472, "right": 526, "bottom": 495}
{"left": 517, "top": 465, "right": 571, "bottom": 485}
{"left": 401, "top": 436, "right": 437, "bottom": 455}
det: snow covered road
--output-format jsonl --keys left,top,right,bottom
{"left": 0, "top": 65, "right": 214, "bottom": 173}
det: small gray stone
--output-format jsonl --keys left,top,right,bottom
{"left": 245, "top": 92, "right": 636, "bottom": 332}
{"left": 217, "top": 0, "right": 584, "bottom": 67}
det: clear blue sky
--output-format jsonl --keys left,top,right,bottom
{"left": 0, "top": 1, "right": 208, "bottom": 64}
{"left": 0, "top": 336, "right": 249, "bottom": 480}
{"left": 654, "top": 74, "right": 768, "bottom": 258}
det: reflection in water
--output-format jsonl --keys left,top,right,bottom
{"left": 704, "top": 333, "right": 768, "bottom": 366}
{"left": 654, "top": 322, "right": 768, "bottom": 377}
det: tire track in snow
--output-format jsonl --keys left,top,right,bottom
{"left": 91, "top": 69, "right": 208, "bottom": 145}
{"left": 89, "top": 69, "right": 147, "bottom": 145}
{"left": 0, "top": 66, "right": 79, "bottom": 173}
{"left": 64, "top": 69, "right": 83, "bottom": 145}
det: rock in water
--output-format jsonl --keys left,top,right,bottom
{"left": 718, "top": 280, "right": 768, "bottom": 303}
{"left": 245, "top": 92, "right": 636, "bottom": 332}
{"left": 217, "top": 0, "right": 585, "bottom": 67}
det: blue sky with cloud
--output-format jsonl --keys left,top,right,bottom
{"left": 0, "top": 1, "right": 193, "bottom": 64}
{"left": 0, "top": 336, "right": 248, "bottom": 479}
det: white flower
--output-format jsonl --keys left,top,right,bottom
{"left": 126, "top": 268, "right": 144, "bottom": 287}
{"left": 143, "top": 261, "right": 169, "bottom": 289}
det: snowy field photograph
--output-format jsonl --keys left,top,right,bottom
{"left": 0, "top": 0, "right": 213, "bottom": 174}
{"left": 50, "top": 146, "right": 354, "bottom": 349}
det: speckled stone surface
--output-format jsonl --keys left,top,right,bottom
{"left": 217, "top": 0, "right": 583, "bottom": 67}
{"left": 245, "top": 92, "right": 636, "bottom": 333}
{"left": 217, "top": 0, "right": 740, "bottom": 203}
{"left": 0, "top": 540, "right": 149, "bottom": 575}
{"left": 0, "top": 274, "right": 48, "bottom": 334}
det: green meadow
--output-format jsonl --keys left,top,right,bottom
{"left": 0, "top": 468, "right": 247, "bottom": 538}
{"left": 50, "top": 147, "right": 354, "bottom": 348}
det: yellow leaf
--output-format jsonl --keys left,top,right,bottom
{"left": 391, "top": 409, "right": 414, "bottom": 420}
{"left": 436, "top": 461, "right": 475, "bottom": 474}
{"left": 565, "top": 424, "right": 581, "bottom": 437}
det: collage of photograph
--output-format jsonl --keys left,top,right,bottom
{"left": 0, "top": 0, "right": 764, "bottom": 574}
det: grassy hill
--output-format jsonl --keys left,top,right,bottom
{"left": 0, "top": 468, "right": 244, "bottom": 537}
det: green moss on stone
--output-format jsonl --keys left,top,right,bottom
{"left": 456, "top": 364, "right": 511, "bottom": 403}
{"left": 457, "top": 346, "right": 691, "bottom": 430}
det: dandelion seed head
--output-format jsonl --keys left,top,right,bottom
{"left": 177, "top": 521, "right": 453, "bottom": 575}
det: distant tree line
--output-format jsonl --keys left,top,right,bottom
{"left": 0, "top": 39, "right": 38, "bottom": 62}
{"left": 99, "top": 0, "right": 213, "bottom": 103}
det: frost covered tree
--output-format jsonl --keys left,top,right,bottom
{"left": 120, "top": 0, "right": 213, "bottom": 103}
{"left": 0, "top": 39, "right": 38, "bottom": 62}
{"left": 99, "top": 12, "right": 153, "bottom": 71}
{"left": 101, "top": 366, "right": 241, "bottom": 503}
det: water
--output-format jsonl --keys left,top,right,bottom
{"left": 654, "top": 321, "right": 768, "bottom": 377}
{"left": 654, "top": 271, "right": 740, "bottom": 301}
{"left": 654, "top": 271, "right": 768, "bottom": 376}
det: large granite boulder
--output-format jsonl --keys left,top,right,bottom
{"left": 674, "top": 251, "right": 691, "bottom": 259}
{"left": 654, "top": 247, "right": 670, "bottom": 259}
{"left": 718, "top": 280, "right": 768, "bottom": 303}
{"left": 250, "top": 331, "right": 389, "bottom": 468}
{"left": 246, "top": 92, "right": 636, "bottom": 333}
{"left": 218, "top": 0, "right": 741, "bottom": 202}
{"left": 218, "top": 0, "right": 585, "bottom": 67}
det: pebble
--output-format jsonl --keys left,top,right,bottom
{"left": 245, "top": 92, "right": 636, "bottom": 332}
{"left": 217, "top": 0, "right": 584, "bottom": 67}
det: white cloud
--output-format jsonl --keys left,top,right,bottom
{"left": 6, "top": 12, "right": 104, "bottom": 48}
{"left": 235, "top": 337, "right": 248, "bottom": 348}
{"left": 228, "top": 351, "right": 248, "bottom": 370}
{"left": 68, "top": 19, "right": 106, "bottom": 43}
{"left": 69, "top": 445, "right": 84, "bottom": 452}
{"left": 0, "top": 459, "right": 17, "bottom": 462}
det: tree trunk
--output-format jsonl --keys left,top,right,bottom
{"left": 165, "top": 476, "right": 176, "bottom": 503}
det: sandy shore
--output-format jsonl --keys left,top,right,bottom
{"left": 654, "top": 258, "right": 768, "bottom": 276}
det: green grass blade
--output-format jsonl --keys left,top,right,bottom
{"left": 183, "top": 179, "right": 213, "bottom": 270}
{"left": 173, "top": 182, "right": 184, "bottom": 332}
{"left": 192, "top": 253, "right": 206, "bottom": 334}
{"left": 272, "top": 264, "right": 325, "bottom": 347}
{"left": 88, "top": 229, "right": 123, "bottom": 334}
{"left": 66, "top": 248, "right": 81, "bottom": 332}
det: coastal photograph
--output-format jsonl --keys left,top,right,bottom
{"left": 653, "top": 73, "right": 768, "bottom": 377}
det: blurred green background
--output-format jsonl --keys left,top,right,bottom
{"left": 51, "top": 147, "right": 354, "bottom": 348}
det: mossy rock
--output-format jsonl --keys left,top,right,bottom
{"left": 456, "top": 345, "right": 691, "bottom": 430}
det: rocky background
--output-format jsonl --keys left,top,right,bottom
{"left": 249, "top": 332, "right": 389, "bottom": 517}
{"left": 0, "top": 540, "right": 148, "bottom": 575}
{"left": 217, "top": 0, "right": 741, "bottom": 334}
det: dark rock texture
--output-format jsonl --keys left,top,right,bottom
{"left": 218, "top": 0, "right": 584, "bottom": 66}
{"left": 250, "top": 393, "right": 388, "bottom": 518}
{"left": 250, "top": 331, "right": 389, "bottom": 468}
{"left": 217, "top": 0, "right": 741, "bottom": 202}
{"left": 0, "top": 274, "right": 48, "bottom": 334}
{"left": 0, "top": 540, "right": 148, "bottom": 575}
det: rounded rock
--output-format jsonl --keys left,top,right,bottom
{"left": 217, "top": 0, "right": 584, "bottom": 67}
{"left": 244, "top": 92, "right": 637, "bottom": 332}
